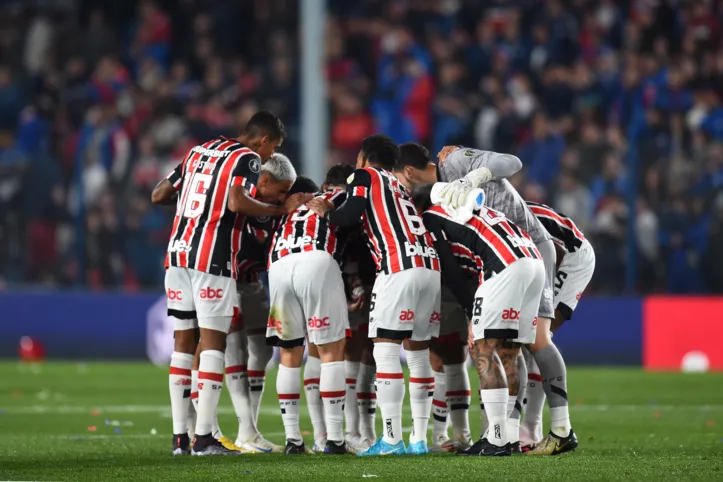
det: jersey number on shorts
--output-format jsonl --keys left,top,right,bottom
{"left": 399, "top": 198, "right": 426, "bottom": 235}
{"left": 369, "top": 293, "right": 377, "bottom": 312}
{"left": 554, "top": 271, "right": 568, "bottom": 296}
{"left": 473, "top": 297, "right": 483, "bottom": 317}
{"left": 181, "top": 173, "right": 213, "bottom": 219}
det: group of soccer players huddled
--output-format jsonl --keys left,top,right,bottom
{"left": 152, "top": 110, "right": 595, "bottom": 457}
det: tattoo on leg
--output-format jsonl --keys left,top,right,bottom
{"left": 472, "top": 340, "right": 507, "bottom": 390}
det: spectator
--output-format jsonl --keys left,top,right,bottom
{"left": 519, "top": 112, "right": 566, "bottom": 187}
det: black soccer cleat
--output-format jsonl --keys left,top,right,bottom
{"left": 191, "top": 433, "right": 242, "bottom": 456}
{"left": 172, "top": 433, "right": 190, "bottom": 455}
{"left": 507, "top": 441, "right": 522, "bottom": 455}
{"left": 528, "top": 429, "right": 578, "bottom": 455}
{"left": 323, "top": 440, "right": 348, "bottom": 455}
{"left": 456, "top": 438, "right": 510, "bottom": 456}
{"left": 285, "top": 439, "right": 306, "bottom": 455}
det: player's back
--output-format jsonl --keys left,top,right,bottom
{"left": 359, "top": 167, "right": 440, "bottom": 274}
{"left": 423, "top": 204, "right": 540, "bottom": 282}
{"left": 526, "top": 201, "right": 585, "bottom": 253}
{"left": 166, "top": 137, "right": 261, "bottom": 278}
{"left": 268, "top": 189, "right": 348, "bottom": 265}
{"left": 237, "top": 215, "right": 277, "bottom": 282}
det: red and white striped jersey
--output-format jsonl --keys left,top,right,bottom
{"left": 526, "top": 201, "right": 585, "bottom": 253}
{"left": 237, "top": 216, "right": 278, "bottom": 283}
{"left": 164, "top": 137, "right": 261, "bottom": 279}
{"left": 346, "top": 167, "right": 440, "bottom": 275}
{"left": 268, "top": 190, "right": 348, "bottom": 266}
{"left": 423, "top": 205, "right": 541, "bottom": 283}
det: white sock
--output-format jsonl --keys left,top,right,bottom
{"left": 479, "top": 389, "right": 488, "bottom": 437}
{"left": 277, "top": 364, "right": 302, "bottom": 442}
{"left": 373, "top": 343, "right": 404, "bottom": 445}
{"left": 357, "top": 362, "right": 377, "bottom": 441}
{"left": 431, "top": 369, "right": 448, "bottom": 442}
{"left": 481, "top": 388, "right": 508, "bottom": 447}
{"left": 445, "top": 363, "right": 471, "bottom": 441}
{"left": 195, "top": 350, "right": 225, "bottom": 437}
{"left": 344, "top": 361, "right": 360, "bottom": 436}
{"left": 550, "top": 407, "right": 571, "bottom": 438}
{"left": 522, "top": 356, "right": 545, "bottom": 442}
{"left": 169, "top": 351, "right": 194, "bottom": 435}
{"left": 191, "top": 370, "right": 199, "bottom": 412}
{"left": 321, "top": 361, "right": 346, "bottom": 443}
{"left": 407, "top": 349, "right": 433, "bottom": 445}
{"left": 225, "top": 331, "right": 256, "bottom": 443}
{"left": 248, "top": 334, "right": 272, "bottom": 424}
{"left": 303, "top": 356, "right": 325, "bottom": 443}
{"left": 507, "top": 395, "right": 520, "bottom": 443}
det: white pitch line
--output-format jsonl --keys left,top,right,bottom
{"left": 4, "top": 403, "right": 723, "bottom": 416}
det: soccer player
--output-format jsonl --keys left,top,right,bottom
{"left": 434, "top": 146, "right": 567, "bottom": 451}
{"left": 308, "top": 135, "right": 441, "bottom": 456}
{"left": 153, "top": 111, "right": 309, "bottom": 455}
{"left": 394, "top": 143, "right": 473, "bottom": 452}
{"left": 522, "top": 201, "right": 594, "bottom": 455}
{"left": 266, "top": 176, "right": 351, "bottom": 455}
{"left": 413, "top": 184, "right": 545, "bottom": 456}
{"left": 225, "top": 153, "right": 297, "bottom": 454}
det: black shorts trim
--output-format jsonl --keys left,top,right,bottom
{"left": 266, "top": 336, "right": 305, "bottom": 349}
{"left": 556, "top": 302, "right": 574, "bottom": 321}
{"left": 168, "top": 309, "right": 197, "bottom": 320}
{"left": 483, "top": 328, "right": 519, "bottom": 339}
{"left": 376, "top": 328, "right": 413, "bottom": 340}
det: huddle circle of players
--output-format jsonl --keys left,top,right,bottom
{"left": 153, "top": 111, "right": 595, "bottom": 457}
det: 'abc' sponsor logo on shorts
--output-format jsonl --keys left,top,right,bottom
{"left": 308, "top": 316, "right": 330, "bottom": 330}
{"left": 199, "top": 287, "right": 224, "bottom": 301}
{"left": 501, "top": 308, "right": 520, "bottom": 321}
{"left": 429, "top": 311, "right": 441, "bottom": 324}
{"left": 404, "top": 241, "right": 437, "bottom": 258}
{"left": 267, "top": 316, "right": 283, "bottom": 334}
{"left": 399, "top": 310, "right": 415, "bottom": 323}
{"left": 167, "top": 289, "right": 183, "bottom": 301}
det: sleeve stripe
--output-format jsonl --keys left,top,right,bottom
{"left": 352, "top": 186, "right": 368, "bottom": 197}
{"left": 232, "top": 176, "right": 248, "bottom": 186}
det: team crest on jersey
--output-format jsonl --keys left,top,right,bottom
{"left": 249, "top": 158, "right": 260, "bottom": 173}
{"left": 464, "top": 150, "right": 475, "bottom": 157}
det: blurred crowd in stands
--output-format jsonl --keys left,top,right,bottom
{"left": 0, "top": 0, "right": 722, "bottom": 294}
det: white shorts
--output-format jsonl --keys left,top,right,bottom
{"left": 437, "top": 287, "right": 469, "bottom": 344}
{"left": 238, "top": 281, "right": 270, "bottom": 331}
{"left": 266, "top": 251, "right": 350, "bottom": 347}
{"left": 554, "top": 239, "right": 596, "bottom": 320}
{"left": 368, "top": 267, "right": 441, "bottom": 342}
{"left": 165, "top": 266, "right": 237, "bottom": 333}
{"left": 471, "top": 258, "right": 545, "bottom": 345}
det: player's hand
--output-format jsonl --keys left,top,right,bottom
{"left": 308, "top": 197, "right": 333, "bottom": 217}
{"left": 284, "top": 193, "right": 313, "bottom": 214}
{"left": 437, "top": 179, "right": 474, "bottom": 208}
{"left": 437, "top": 145, "right": 461, "bottom": 165}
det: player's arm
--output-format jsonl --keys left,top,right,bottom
{"left": 441, "top": 146, "right": 522, "bottom": 183}
{"left": 228, "top": 153, "right": 310, "bottom": 216}
{"left": 424, "top": 213, "right": 475, "bottom": 319}
{"left": 554, "top": 242, "right": 566, "bottom": 270}
{"left": 151, "top": 163, "right": 182, "bottom": 205}
{"left": 309, "top": 170, "right": 370, "bottom": 226}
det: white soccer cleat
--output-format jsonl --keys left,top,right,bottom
{"left": 430, "top": 434, "right": 450, "bottom": 453}
{"left": 519, "top": 424, "right": 541, "bottom": 453}
{"left": 312, "top": 438, "right": 327, "bottom": 453}
{"left": 349, "top": 437, "right": 374, "bottom": 452}
{"left": 235, "top": 433, "right": 284, "bottom": 454}
{"left": 345, "top": 432, "right": 362, "bottom": 447}
{"left": 442, "top": 433, "right": 473, "bottom": 452}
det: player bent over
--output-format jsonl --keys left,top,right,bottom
{"left": 521, "top": 202, "right": 594, "bottom": 455}
{"left": 266, "top": 176, "right": 351, "bottom": 455}
{"left": 415, "top": 184, "right": 545, "bottom": 456}
{"left": 309, "top": 135, "right": 441, "bottom": 456}
{"left": 153, "top": 111, "right": 308, "bottom": 455}
{"left": 224, "top": 153, "right": 297, "bottom": 453}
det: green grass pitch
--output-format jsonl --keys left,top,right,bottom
{"left": 0, "top": 362, "right": 722, "bottom": 481}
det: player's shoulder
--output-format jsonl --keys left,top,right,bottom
{"left": 348, "top": 167, "right": 374, "bottom": 185}
{"left": 424, "top": 205, "right": 450, "bottom": 220}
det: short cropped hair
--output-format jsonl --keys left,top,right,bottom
{"left": 288, "top": 176, "right": 319, "bottom": 196}
{"left": 262, "top": 153, "right": 297, "bottom": 182}
{"left": 397, "top": 142, "right": 431, "bottom": 170}
{"left": 324, "top": 163, "right": 355, "bottom": 188}
{"left": 244, "top": 110, "right": 286, "bottom": 141}
{"left": 361, "top": 135, "right": 399, "bottom": 170}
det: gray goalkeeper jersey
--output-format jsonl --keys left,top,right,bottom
{"left": 439, "top": 148, "right": 551, "bottom": 245}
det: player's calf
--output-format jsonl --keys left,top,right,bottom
{"left": 317, "top": 338, "right": 348, "bottom": 454}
